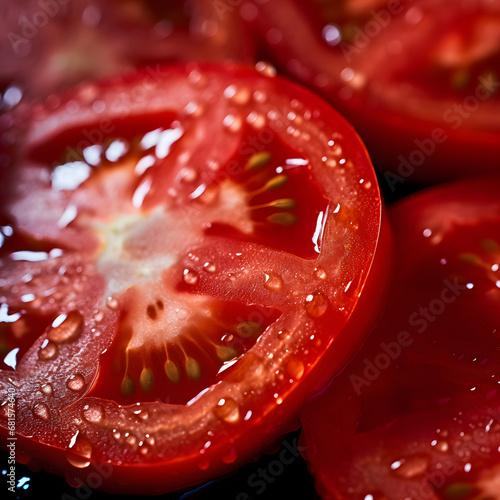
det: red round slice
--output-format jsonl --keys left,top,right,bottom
{"left": 0, "top": 63, "right": 389, "bottom": 494}
{"left": 300, "top": 177, "right": 500, "bottom": 500}
{"left": 249, "top": 0, "right": 500, "bottom": 184}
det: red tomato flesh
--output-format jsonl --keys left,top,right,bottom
{"left": 250, "top": 0, "right": 500, "bottom": 183}
{"left": 0, "top": 63, "right": 389, "bottom": 494}
{"left": 300, "top": 177, "right": 500, "bottom": 500}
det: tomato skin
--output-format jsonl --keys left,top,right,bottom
{"left": 0, "top": 63, "right": 389, "bottom": 494}
{"left": 300, "top": 177, "right": 500, "bottom": 500}
{"left": 250, "top": 0, "right": 500, "bottom": 184}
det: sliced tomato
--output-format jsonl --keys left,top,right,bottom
{"left": 0, "top": 0, "right": 254, "bottom": 101}
{"left": 249, "top": 0, "right": 500, "bottom": 184}
{"left": 300, "top": 177, "right": 500, "bottom": 499}
{"left": 0, "top": 63, "right": 389, "bottom": 494}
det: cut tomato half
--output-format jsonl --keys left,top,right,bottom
{"left": 300, "top": 177, "right": 500, "bottom": 499}
{"left": 250, "top": 0, "right": 500, "bottom": 183}
{"left": 0, "top": 63, "right": 389, "bottom": 494}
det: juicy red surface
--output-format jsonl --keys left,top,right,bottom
{"left": 251, "top": 0, "right": 500, "bottom": 183}
{"left": 300, "top": 178, "right": 500, "bottom": 499}
{"left": 0, "top": 63, "right": 386, "bottom": 497}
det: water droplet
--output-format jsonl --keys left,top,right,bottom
{"left": 40, "top": 383, "right": 53, "bottom": 396}
{"left": 66, "top": 434, "right": 92, "bottom": 468}
{"left": 277, "top": 329, "right": 291, "bottom": 342}
{"left": 305, "top": 291, "right": 329, "bottom": 317}
{"left": 203, "top": 261, "right": 217, "bottom": 273}
{"left": 67, "top": 374, "right": 85, "bottom": 392}
{"left": 222, "top": 448, "right": 238, "bottom": 464}
{"left": 214, "top": 398, "right": 240, "bottom": 423}
{"left": 33, "top": 402, "right": 50, "bottom": 421}
{"left": 197, "top": 458, "right": 210, "bottom": 470}
{"left": 38, "top": 340, "right": 58, "bottom": 360}
{"left": 264, "top": 273, "right": 284, "bottom": 292}
{"left": 178, "top": 167, "right": 197, "bottom": 183}
{"left": 106, "top": 296, "right": 119, "bottom": 310}
{"left": 48, "top": 311, "right": 83, "bottom": 343}
{"left": 222, "top": 114, "right": 242, "bottom": 132}
{"left": 82, "top": 404, "right": 104, "bottom": 423}
{"left": 286, "top": 357, "right": 305, "bottom": 380}
{"left": 315, "top": 268, "right": 327, "bottom": 280}
{"left": 247, "top": 111, "right": 266, "bottom": 128}
{"left": 183, "top": 268, "right": 199, "bottom": 285}
{"left": 94, "top": 310, "right": 104, "bottom": 322}
{"left": 226, "top": 352, "right": 263, "bottom": 383}
{"left": 125, "top": 433, "right": 137, "bottom": 447}
{"left": 255, "top": 61, "right": 277, "bottom": 77}
{"left": 391, "top": 454, "right": 430, "bottom": 479}
{"left": 434, "top": 440, "right": 449, "bottom": 452}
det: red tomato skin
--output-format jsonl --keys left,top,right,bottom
{"left": 299, "top": 176, "right": 500, "bottom": 500}
{"left": 0, "top": 63, "right": 390, "bottom": 494}
{"left": 249, "top": 0, "right": 500, "bottom": 184}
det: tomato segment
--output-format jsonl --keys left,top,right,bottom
{"left": 251, "top": 0, "right": 500, "bottom": 182}
{"left": 300, "top": 177, "right": 500, "bottom": 500}
{"left": 0, "top": 63, "right": 387, "bottom": 494}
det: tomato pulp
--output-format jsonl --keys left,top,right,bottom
{"left": 0, "top": 63, "right": 389, "bottom": 494}
{"left": 300, "top": 177, "right": 500, "bottom": 499}
{"left": 250, "top": 0, "right": 500, "bottom": 184}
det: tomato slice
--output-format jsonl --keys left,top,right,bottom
{"left": 0, "top": 0, "right": 254, "bottom": 101}
{"left": 249, "top": 0, "right": 500, "bottom": 183}
{"left": 300, "top": 177, "right": 500, "bottom": 499}
{"left": 0, "top": 63, "right": 389, "bottom": 494}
